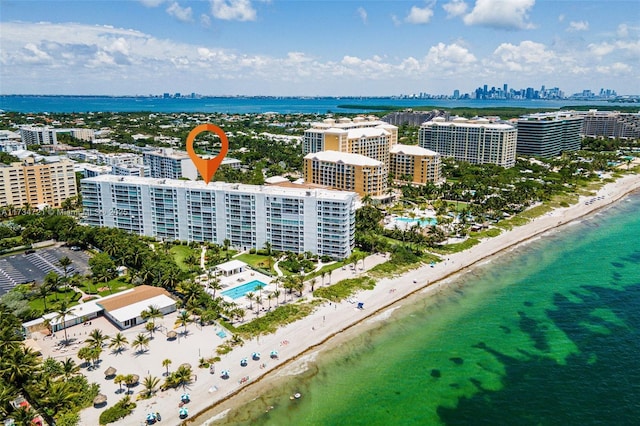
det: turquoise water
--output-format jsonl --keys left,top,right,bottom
{"left": 221, "top": 280, "right": 266, "bottom": 300}
{"left": 396, "top": 216, "right": 438, "bottom": 226}
{"left": 211, "top": 192, "right": 640, "bottom": 425}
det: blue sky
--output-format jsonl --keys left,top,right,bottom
{"left": 1, "top": 0, "right": 638, "bottom": 96}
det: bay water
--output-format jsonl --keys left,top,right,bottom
{"left": 211, "top": 193, "right": 640, "bottom": 425}
{"left": 0, "top": 95, "right": 628, "bottom": 114}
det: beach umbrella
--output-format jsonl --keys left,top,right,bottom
{"left": 240, "top": 358, "right": 248, "bottom": 366}
{"left": 180, "top": 363, "right": 191, "bottom": 369}
{"left": 166, "top": 330, "right": 177, "bottom": 339}
{"left": 181, "top": 393, "right": 190, "bottom": 402}
{"left": 221, "top": 370, "right": 229, "bottom": 378}
{"left": 104, "top": 366, "right": 116, "bottom": 377}
{"left": 93, "top": 394, "right": 107, "bottom": 405}
{"left": 270, "top": 350, "right": 278, "bottom": 358}
{"left": 146, "top": 413, "right": 156, "bottom": 422}
{"left": 130, "top": 374, "right": 140, "bottom": 384}
{"left": 252, "top": 352, "right": 260, "bottom": 360}
{"left": 179, "top": 407, "right": 188, "bottom": 418}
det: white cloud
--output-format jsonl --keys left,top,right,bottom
{"left": 558, "top": 14, "right": 564, "bottom": 23}
{"left": 405, "top": 4, "right": 435, "bottom": 24}
{"left": 166, "top": 2, "right": 193, "bottom": 22}
{"left": 1, "top": 21, "right": 635, "bottom": 96}
{"left": 210, "top": 0, "right": 257, "bottom": 22}
{"left": 425, "top": 42, "right": 476, "bottom": 68}
{"left": 567, "top": 21, "right": 589, "bottom": 32}
{"left": 489, "top": 40, "right": 557, "bottom": 73}
{"left": 443, "top": 0, "right": 468, "bottom": 18}
{"left": 463, "top": 0, "right": 536, "bottom": 30}
{"left": 358, "top": 7, "right": 368, "bottom": 24}
{"left": 200, "top": 14, "right": 212, "bottom": 27}
{"left": 596, "top": 62, "right": 632, "bottom": 75}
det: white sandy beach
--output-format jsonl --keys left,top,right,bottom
{"left": 46, "top": 172, "right": 639, "bottom": 426}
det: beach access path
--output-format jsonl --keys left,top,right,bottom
{"left": 70, "top": 173, "right": 640, "bottom": 426}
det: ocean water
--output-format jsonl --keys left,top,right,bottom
{"left": 210, "top": 193, "right": 640, "bottom": 425}
{"left": 0, "top": 95, "right": 628, "bottom": 114}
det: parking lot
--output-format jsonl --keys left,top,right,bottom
{"left": 0, "top": 246, "right": 91, "bottom": 296}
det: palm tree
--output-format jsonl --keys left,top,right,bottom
{"left": 44, "top": 271, "right": 62, "bottom": 301}
{"left": 174, "top": 310, "right": 192, "bottom": 335}
{"left": 321, "top": 270, "right": 327, "bottom": 287}
{"left": 60, "top": 357, "right": 80, "bottom": 380}
{"left": 267, "top": 293, "right": 273, "bottom": 309}
{"left": 85, "top": 328, "right": 107, "bottom": 349}
{"left": 109, "top": 332, "right": 128, "bottom": 354}
{"left": 310, "top": 278, "right": 317, "bottom": 293}
{"left": 178, "top": 280, "right": 203, "bottom": 309}
{"left": 246, "top": 292, "right": 255, "bottom": 310}
{"left": 132, "top": 333, "right": 150, "bottom": 353}
{"left": 37, "top": 283, "right": 51, "bottom": 313}
{"left": 123, "top": 374, "right": 136, "bottom": 394}
{"left": 142, "top": 375, "right": 160, "bottom": 398}
{"left": 114, "top": 374, "right": 126, "bottom": 393}
{"left": 141, "top": 305, "right": 163, "bottom": 322}
{"left": 58, "top": 256, "right": 73, "bottom": 283}
{"left": 162, "top": 358, "right": 172, "bottom": 377}
{"left": 145, "top": 321, "right": 156, "bottom": 338}
{"left": 208, "top": 275, "right": 222, "bottom": 299}
{"left": 273, "top": 289, "right": 281, "bottom": 306}
{"left": 174, "top": 365, "right": 193, "bottom": 391}
{"left": 54, "top": 300, "right": 71, "bottom": 343}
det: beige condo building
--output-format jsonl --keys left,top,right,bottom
{"left": 303, "top": 151, "right": 387, "bottom": 197}
{"left": 0, "top": 157, "right": 77, "bottom": 208}
{"left": 389, "top": 144, "right": 442, "bottom": 185}
{"left": 302, "top": 116, "right": 398, "bottom": 165}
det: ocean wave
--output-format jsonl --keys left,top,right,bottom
{"left": 366, "top": 306, "right": 400, "bottom": 323}
{"left": 275, "top": 351, "right": 318, "bottom": 377}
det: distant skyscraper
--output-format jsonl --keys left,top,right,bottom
{"left": 453, "top": 89, "right": 460, "bottom": 99}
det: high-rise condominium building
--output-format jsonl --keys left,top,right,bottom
{"left": 580, "top": 110, "right": 640, "bottom": 140}
{"left": 81, "top": 175, "right": 356, "bottom": 259}
{"left": 143, "top": 148, "right": 198, "bottom": 180}
{"left": 302, "top": 116, "right": 398, "bottom": 165}
{"left": 0, "top": 157, "right": 77, "bottom": 208}
{"left": 516, "top": 112, "right": 583, "bottom": 158}
{"left": 419, "top": 118, "right": 517, "bottom": 168}
{"left": 19, "top": 126, "right": 57, "bottom": 145}
{"left": 303, "top": 151, "right": 387, "bottom": 197}
{"left": 389, "top": 144, "right": 442, "bottom": 184}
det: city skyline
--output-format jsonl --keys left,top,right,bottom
{"left": 1, "top": 1, "right": 638, "bottom": 96}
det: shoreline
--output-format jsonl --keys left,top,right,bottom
{"left": 184, "top": 172, "right": 640, "bottom": 426}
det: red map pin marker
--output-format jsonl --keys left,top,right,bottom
{"left": 186, "top": 123, "right": 229, "bottom": 184}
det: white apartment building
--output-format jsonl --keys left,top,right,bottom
{"left": 0, "top": 130, "right": 25, "bottom": 153}
{"left": 143, "top": 148, "right": 198, "bottom": 180}
{"left": 111, "top": 164, "right": 150, "bottom": 177}
{"left": 419, "top": 117, "right": 517, "bottom": 168}
{"left": 302, "top": 116, "right": 398, "bottom": 165}
{"left": 81, "top": 176, "right": 356, "bottom": 259}
{"left": 19, "top": 126, "right": 57, "bottom": 145}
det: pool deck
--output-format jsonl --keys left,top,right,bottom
{"left": 199, "top": 269, "right": 274, "bottom": 305}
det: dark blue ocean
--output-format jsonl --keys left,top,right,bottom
{"left": 0, "top": 95, "right": 629, "bottom": 114}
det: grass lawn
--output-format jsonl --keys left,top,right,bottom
{"left": 30, "top": 288, "right": 82, "bottom": 313}
{"left": 234, "top": 253, "right": 275, "bottom": 273}
{"left": 170, "top": 245, "right": 200, "bottom": 272}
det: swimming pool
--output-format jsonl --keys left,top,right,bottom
{"left": 395, "top": 217, "right": 438, "bottom": 226}
{"left": 221, "top": 279, "right": 267, "bottom": 300}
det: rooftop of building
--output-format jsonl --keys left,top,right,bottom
{"left": 143, "top": 148, "right": 190, "bottom": 159}
{"left": 390, "top": 144, "right": 440, "bottom": 156}
{"left": 82, "top": 174, "right": 356, "bottom": 200}
{"left": 304, "top": 150, "right": 384, "bottom": 167}
{"left": 423, "top": 117, "right": 515, "bottom": 130}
